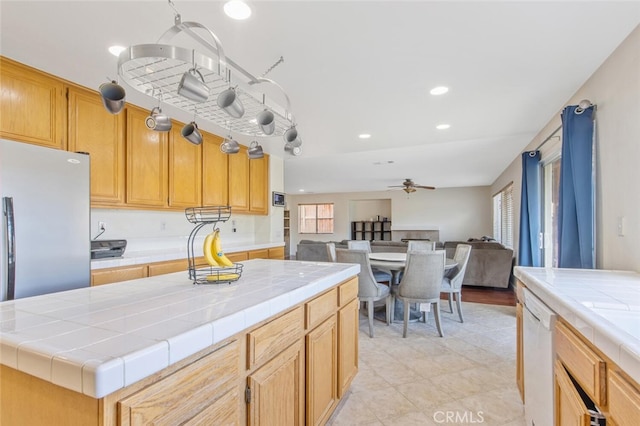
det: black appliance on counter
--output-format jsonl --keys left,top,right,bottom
{"left": 91, "top": 240, "right": 127, "bottom": 259}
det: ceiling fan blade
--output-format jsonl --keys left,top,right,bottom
{"left": 415, "top": 185, "right": 436, "bottom": 190}
{"left": 387, "top": 185, "right": 405, "bottom": 188}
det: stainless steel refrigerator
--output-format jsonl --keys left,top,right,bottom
{"left": 1, "top": 139, "right": 90, "bottom": 300}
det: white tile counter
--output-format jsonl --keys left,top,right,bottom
{"left": 0, "top": 259, "right": 359, "bottom": 398}
{"left": 514, "top": 267, "right": 640, "bottom": 384}
{"left": 91, "top": 241, "right": 285, "bottom": 270}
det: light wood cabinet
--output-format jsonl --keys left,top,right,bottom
{"left": 125, "top": 106, "right": 168, "bottom": 207}
{"left": 67, "top": 85, "right": 125, "bottom": 205}
{"left": 306, "top": 315, "right": 338, "bottom": 426}
{"left": 248, "top": 248, "right": 270, "bottom": 259}
{"left": 168, "top": 123, "right": 202, "bottom": 208}
{"left": 147, "top": 258, "right": 189, "bottom": 276}
{"left": 91, "top": 265, "right": 147, "bottom": 286}
{"left": 247, "top": 306, "right": 304, "bottom": 370}
{"left": 228, "top": 146, "right": 250, "bottom": 212}
{"left": 269, "top": 246, "right": 285, "bottom": 260}
{"left": 555, "top": 359, "right": 593, "bottom": 426}
{"left": 0, "top": 57, "right": 66, "bottom": 149}
{"left": 202, "top": 131, "right": 228, "bottom": 206}
{"left": 118, "top": 340, "right": 240, "bottom": 425}
{"left": 247, "top": 340, "right": 305, "bottom": 426}
{"left": 608, "top": 369, "right": 640, "bottom": 426}
{"left": 338, "top": 297, "right": 359, "bottom": 398}
{"left": 249, "top": 154, "right": 269, "bottom": 214}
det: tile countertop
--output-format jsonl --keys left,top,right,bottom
{"left": 514, "top": 267, "right": 640, "bottom": 384}
{"left": 0, "top": 259, "right": 359, "bottom": 399}
{"left": 91, "top": 241, "right": 285, "bottom": 270}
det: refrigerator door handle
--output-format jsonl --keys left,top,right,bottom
{"left": 3, "top": 197, "right": 16, "bottom": 300}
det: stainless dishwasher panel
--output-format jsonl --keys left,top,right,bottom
{"left": 523, "top": 288, "right": 557, "bottom": 426}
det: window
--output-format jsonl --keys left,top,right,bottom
{"left": 493, "top": 183, "right": 514, "bottom": 248}
{"left": 298, "top": 203, "right": 334, "bottom": 234}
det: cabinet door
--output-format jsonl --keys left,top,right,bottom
{"left": 269, "top": 247, "right": 285, "bottom": 260}
{"left": 0, "top": 58, "right": 66, "bottom": 149}
{"left": 555, "top": 360, "right": 592, "bottom": 426}
{"left": 248, "top": 249, "right": 269, "bottom": 260}
{"left": 67, "top": 86, "right": 125, "bottom": 205}
{"left": 306, "top": 315, "right": 338, "bottom": 426}
{"left": 147, "top": 258, "right": 189, "bottom": 276}
{"left": 516, "top": 302, "right": 524, "bottom": 402}
{"left": 228, "top": 146, "right": 249, "bottom": 212}
{"left": 202, "top": 131, "right": 228, "bottom": 206}
{"left": 338, "top": 298, "right": 358, "bottom": 398}
{"left": 126, "top": 106, "right": 168, "bottom": 207}
{"left": 168, "top": 123, "right": 202, "bottom": 208}
{"left": 226, "top": 251, "right": 249, "bottom": 263}
{"left": 608, "top": 369, "right": 640, "bottom": 426}
{"left": 249, "top": 154, "right": 269, "bottom": 214}
{"left": 247, "top": 341, "right": 304, "bottom": 426}
{"left": 119, "top": 340, "right": 240, "bottom": 426}
{"left": 91, "top": 265, "right": 147, "bottom": 286}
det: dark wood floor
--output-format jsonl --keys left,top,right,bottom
{"left": 451, "top": 285, "right": 517, "bottom": 306}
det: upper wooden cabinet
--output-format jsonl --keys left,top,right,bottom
{"left": 228, "top": 145, "right": 250, "bottom": 212}
{"left": 202, "top": 131, "right": 228, "bottom": 207}
{"left": 67, "top": 85, "right": 125, "bottom": 206}
{"left": 0, "top": 57, "right": 66, "bottom": 149}
{"left": 168, "top": 123, "right": 202, "bottom": 208}
{"left": 249, "top": 154, "right": 269, "bottom": 214}
{"left": 125, "top": 106, "right": 169, "bottom": 208}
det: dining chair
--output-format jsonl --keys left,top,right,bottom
{"left": 347, "top": 240, "right": 392, "bottom": 283}
{"left": 336, "top": 248, "right": 391, "bottom": 337}
{"left": 326, "top": 242, "right": 337, "bottom": 262}
{"left": 407, "top": 240, "right": 435, "bottom": 251}
{"left": 441, "top": 244, "right": 472, "bottom": 322}
{"left": 395, "top": 250, "right": 446, "bottom": 337}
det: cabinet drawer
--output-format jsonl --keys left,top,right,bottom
{"left": 247, "top": 306, "right": 304, "bottom": 370}
{"left": 248, "top": 249, "right": 269, "bottom": 259}
{"left": 268, "top": 246, "right": 285, "bottom": 260}
{"left": 306, "top": 288, "right": 338, "bottom": 331}
{"left": 184, "top": 387, "right": 240, "bottom": 426}
{"left": 91, "top": 265, "right": 147, "bottom": 286}
{"left": 608, "top": 369, "right": 640, "bottom": 426}
{"left": 555, "top": 321, "right": 606, "bottom": 406}
{"left": 338, "top": 278, "right": 358, "bottom": 307}
{"left": 118, "top": 340, "right": 239, "bottom": 425}
{"left": 148, "top": 258, "right": 189, "bottom": 276}
{"left": 226, "top": 251, "right": 249, "bottom": 262}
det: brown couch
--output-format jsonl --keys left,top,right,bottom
{"left": 443, "top": 241, "right": 514, "bottom": 288}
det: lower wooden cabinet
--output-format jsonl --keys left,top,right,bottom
{"left": 608, "top": 369, "right": 640, "bottom": 426}
{"left": 118, "top": 340, "right": 240, "bottom": 425}
{"left": 516, "top": 301, "right": 524, "bottom": 402}
{"left": 91, "top": 265, "right": 147, "bottom": 286}
{"left": 306, "top": 315, "right": 338, "bottom": 426}
{"left": 338, "top": 297, "right": 359, "bottom": 398}
{"left": 555, "top": 359, "right": 593, "bottom": 426}
{"left": 247, "top": 341, "right": 305, "bottom": 426}
{"left": 147, "top": 258, "right": 189, "bottom": 276}
{"left": 248, "top": 248, "right": 269, "bottom": 259}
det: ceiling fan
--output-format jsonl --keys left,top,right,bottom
{"left": 388, "top": 178, "right": 436, "bottom": 193}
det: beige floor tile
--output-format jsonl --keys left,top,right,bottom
{"left": 332, "top": 301, "right": 526, "bottom": 425}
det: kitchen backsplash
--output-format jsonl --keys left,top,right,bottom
{"left": 91, "top": 209, "right": 271, "bottom": 253}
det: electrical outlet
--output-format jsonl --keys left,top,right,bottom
{"left": 98, "top": 221, "right": 106, "bottom": 232}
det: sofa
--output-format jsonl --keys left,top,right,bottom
{"left": 443, "top": 241, "right": 514, "bottom": 288}
{"left": 295, "top": 240, "right": 408, "bottom": 262}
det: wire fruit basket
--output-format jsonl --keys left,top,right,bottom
{"left": 185, "top": 206, "right": 243, "bottom": 285}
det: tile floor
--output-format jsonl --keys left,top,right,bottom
{"left": 328, "top": 301, "right": 526, "bottom": 425}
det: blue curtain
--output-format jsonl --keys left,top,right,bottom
{"left": 558, "top": 105, "right": 595, "bottom": 268}
{"left": 518, "top": 151, "right": 542, "bottom": 266}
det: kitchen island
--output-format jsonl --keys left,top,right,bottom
{"left": 0, "top": 259, "right": 360, "bottom": 425}
{"left": 514, "top": 267, "right": 640, "bottom": 424}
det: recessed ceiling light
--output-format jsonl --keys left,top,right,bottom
{"left": 298, "top": 189, "right": 305, "bottom": 192}
{"left": 358, "top": 134, "right": 371, "bottom": 139}
{"left": 436, "top": 124, "right": 451, "bottom": 130}
{"left": 108, "top": 45, "right": 126, "bottom": 57}
{"left": 224, "top": 0, "right": 252, "bottom": 20}
{"left": 430, "top": 86, "right": 449, "bottom": 96}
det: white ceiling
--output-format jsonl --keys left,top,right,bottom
{"left": 2, "top": 1, "right": 639, "bottom": 194}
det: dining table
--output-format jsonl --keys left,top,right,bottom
{"left": 369, "top": 251, "right": 458, "bottom": 323}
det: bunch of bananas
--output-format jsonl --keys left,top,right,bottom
{"left": 203, "top": 229, "right": 239, "bottom": 282}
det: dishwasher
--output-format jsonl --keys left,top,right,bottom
{"left": 522, "top": 288, "right": 557, "bottom": 426}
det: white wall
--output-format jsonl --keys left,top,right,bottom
{"left": 287, "top": 186, "right": 492, "bottom": 256}
{"left": 91, "top": 156, "right": 285, "bottom": 253}
{"left": 492, "top": 25, "right": 640, "bottom": 271}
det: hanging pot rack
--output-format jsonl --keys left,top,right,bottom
{"left": 114, "top": 9, "right": 296, "bottom": 139}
